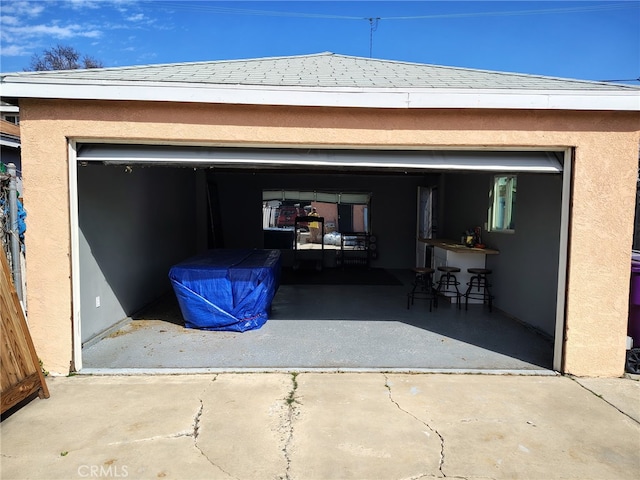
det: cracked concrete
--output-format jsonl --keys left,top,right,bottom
{"left": 384, "top": 374, "right": 446, "bottom": 477}
{"left": 282, "top": 373, "right": 300, "bottom": 480}
{"left": 195, "top": 373, "right": 293, "bottom": 479}
{"left": 0, "top": 375, "right": 221, "bottom": 479}
{"left": 571, "top": 376, "right": 640, "bottom": 423}
{"left": 386, "top": 374, "right": 640, "bottom": 480}
{"left": 1, "top": 373, "right": 638, "bottom": 480}
{"left": 288, "top": 373, "right": 441, "bottom": 479}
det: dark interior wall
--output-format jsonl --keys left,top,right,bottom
{"left": 78, "top": 164, "right": 200, "bottom": 342}
{"left": 442, "top": 172, "right": 562, "bottom": 335}
{"left": 440, "top": 172, "right": 492, "bottom": 240}
{"left": 497, "top": 173, "right": 562, "bottom": 335}
{"left": 211, "top": 171, "right": 434, "bottom": 268}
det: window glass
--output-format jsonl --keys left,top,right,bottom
{"left": 262, "top": 190, "right": 371, "bottom": 250}
{"left": 489, "top": 175, "right": 516, "bottom": 232}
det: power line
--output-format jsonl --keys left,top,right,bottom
{"left": 155, "top": 3, "right": 363, "bottom": 20}
{"left": 381, "top": 2, "right": 634, "bottom": 20}
{"left": 367, "top": 17, "right": 380, "bottom": 58}
{"left": 147, "top": 1, "right": 638, "bottom": 60}
{"left": 152, "top": 1, "right": 635, "bottom": 21}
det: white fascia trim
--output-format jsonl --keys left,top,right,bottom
{"left": 2, "top": 80, "right": 639, "bottom": 111}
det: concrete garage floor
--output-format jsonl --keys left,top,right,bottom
{"left": 81, "top": 269, "right": 554, "bottom": 374}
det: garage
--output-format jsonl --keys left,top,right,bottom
{"left": 3, "top": 52, "right": 637, "bottom": 376}
{"left": 73, "top": 144, "right": 566, "bottom": 373}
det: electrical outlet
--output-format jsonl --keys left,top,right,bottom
{"left": 95, "top": 296, "right": 101, "bottom": 308}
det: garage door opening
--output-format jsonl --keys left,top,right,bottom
{"left": 72, "top": 145, "right": 567, "bottom": 373}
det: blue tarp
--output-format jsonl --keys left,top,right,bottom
{"left": 0, "top": 195, "right": 26, "bottom": 241}
{"left": 169, "top": 249, "right": 281, "bottom": 332}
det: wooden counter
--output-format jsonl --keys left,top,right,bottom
{"left": 419, "top": 238, "right": 500, "bottom": 255}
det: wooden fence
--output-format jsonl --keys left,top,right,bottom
{"left": 1, "top": 250, "right": 49, "bottom": 415}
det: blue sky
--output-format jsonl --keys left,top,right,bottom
{"left": 0, "top": 0, "right": 638, "bottom": 83}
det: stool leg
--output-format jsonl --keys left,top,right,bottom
{"left": 424, "top": 273, "right": 433, "bottom": 312}
{"left": 465, "top": 275, "right": 479, "bottom": 311}
{"left": 435, "top": 272, "right": 449, "bottom": 309}
{"left": 408, "top": 273, "right": 434, "bottom": 311}
{"left": 407, "top": 274, "right": 419, "bottom": 309}
{"left": 433, "top": 279, "right": 439, "bottom": 309}
{"left": 448, "top": 273, "right": 461, "bottom": 309}
{"left": 485, "top": 277, "right": 493, "bottom": 312}
{"left": 434, "top": 273, "right": 442, "bottom": 308}
{"left": 435, "top": 272, "right": 461, "bottom": 309}
{"left": 480, "top": 274, "right": 493, "bottom": 312}
{"left": 412, "top": 274, "right": 422, "bottom": 295}
{"left": 464, "top": 274, "right": 493, "bottom": 311}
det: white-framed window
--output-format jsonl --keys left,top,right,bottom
{"left": 489, "top": 175, "right": 516, "bottom": 232}
{"left": 1, "top": 114, "right": 19, "bottom": 125}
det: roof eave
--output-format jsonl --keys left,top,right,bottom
{"left": 1, "top": 80, "right": 638, "bottom": 111}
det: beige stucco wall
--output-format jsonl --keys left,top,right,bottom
{"left": 19, "top": 99, "right": 640, "bottom": 376}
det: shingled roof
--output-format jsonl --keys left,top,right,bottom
{"left": 4, "top": 52, "right": 638, "bottom": 91}
{"left": 2, "top": 52, "right": 638, "bottom": 110}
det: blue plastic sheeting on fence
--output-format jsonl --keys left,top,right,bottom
{"left": 169, "top": 249, "right": 281, "bottom": 332}
{"left": 0, "top": 196, "right": 26, "bottom": 240}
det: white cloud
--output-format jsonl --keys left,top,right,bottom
{"left": 0, "top": 44, "right": 33, "bottom": 56}
{"left": 82, "top": 30, "right": 103, "bottom": 39}
{"left": 0, "top": 0, "right": 160, "bottom": 67}
{"left": 66, "top": 0, "right": 102, "bottom": 10}
{"left": 4, "top": 24, "right": 103, "bottom": 40}
{"left": 137, "top": 51, "right": 157, "bottom": 62}
{"left": 1, "top": 16, "right": 21, "bottom": 26}
{"left": 1, "top": 1, "right": 45, "bottom": 17}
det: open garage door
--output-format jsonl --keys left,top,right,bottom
{"left": 72, "top": 143, "right": 568, "bottom": 374}
{"left": 77, "top": 144, "right": 563, "bottom": 173}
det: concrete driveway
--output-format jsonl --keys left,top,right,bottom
{"left": 1, "top": 373, "right": 638, "bottom": 480}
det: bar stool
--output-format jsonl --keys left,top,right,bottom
{"left": 434, "top": 266, "right": 462, "bottom": 308}
{"left": 407, "top": 267, "right": 435, "bottom": 312}
{"left": 464, "top": 268, "right": 493, "bottom": 311}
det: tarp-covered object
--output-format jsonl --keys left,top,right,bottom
{"left": 169, "top": 249, "right": 281, "bottom": 332}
